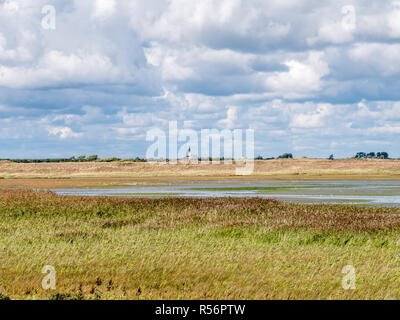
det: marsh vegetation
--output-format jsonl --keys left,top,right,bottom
{"left": 2, "top": 189, "right": 400, "bottom": 299}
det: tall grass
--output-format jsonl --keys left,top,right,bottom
{"left": 1, "top": 189, "right": 400, "bottom": 299}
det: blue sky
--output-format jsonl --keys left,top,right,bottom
{"left": 1, "top": 0, "right": 400, "bottom": 159}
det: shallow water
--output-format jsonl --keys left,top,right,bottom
{"left": 51, "top": 179, "right": 400, "bottom": 207}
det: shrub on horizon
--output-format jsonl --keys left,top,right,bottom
{"left": 277, "top": 153, "right": 293, "bottom": 159}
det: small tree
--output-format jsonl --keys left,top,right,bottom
{"left": 377, "top": 152, "right": 389, "bottom": 159}
{"left": 278, "top": 153, "right": 293, "bottom": 159}
{"left": 328, "top": 154, "right": 334, "bottom": 160}
{"left": 86, "top": 155, "right": 98, "bottom": 162}
{"left": 355, "top": 152, "right": 366, "bottom": 159}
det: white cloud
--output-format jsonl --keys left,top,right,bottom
{"left": 0, "top": 50, "right": 120, "bottom": 88}
{"left": 2, "top": 0, "right": 20, "bottom": 13}
{"left": 218, "top": 106, "right": 238, "bottom": 129}
{"left": 127, "top": 0, "right": 291, "bottom": 48}
{"left": 307, "top": 22, "right": 354, "bottom": 45}
{"left": 266, "top": 52, "right": 330, "bottom": 99}
{"left": 290, "top": 104, "right": 333, "bottom": 128}
{"left": 349, "top": 43, "right": 400, "bottom": 76}
{"left": 47, "top": 126, "right": 82, "bottom": 139}
{"left": 92, "top": 0, "right": 116, "bottom": 20}
{"left": 2, "top": 1, "right": 400, "bottom": 158}
{"left": 370, "top": 125, "right": 400, "bottom": 134}
{"left": 387, "top": 1, "right": 400, "bottom": 38}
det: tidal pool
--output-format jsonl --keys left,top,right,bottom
{"left": 51, "top": 179, "right": 400, "bottom": 207}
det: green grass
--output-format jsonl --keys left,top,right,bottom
{"left": 2, "top": 189, "right": 400, "bottom": 300}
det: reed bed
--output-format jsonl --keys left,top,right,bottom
{"left": 1, "top": 189, "right": 400, "bottom": 300}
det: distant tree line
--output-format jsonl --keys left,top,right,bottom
{"left": 3, "top": 155, "right": 147, "bottom": 163}
{"left": 2, "top": 152, "right": 393, "bottom": 163}
{"left": 255, "top": 152, "right": 392, "bottom": 160}
{"left": 255, "top": 153, "right": 293, "bottom": 160}
{"left": 354, "top": 152, "right": 389, "bottom": 159}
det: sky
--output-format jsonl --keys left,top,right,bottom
{"left": 1, "top": 0, "right": 400, "bottom": 159}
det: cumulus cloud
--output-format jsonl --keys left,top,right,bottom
{"left": 307, "top": 22, "right": 354, "bottom": 45}
{"left": 0, "top": 50, "right": 120, "bottom": 88}
{"left": 218, "top": 106, "right": 238, "bottom": 129}
{"left": 290, "top": 104, "right": 333, "bottom": 128}
{"left": 387, "top": 1, "right": 400, "bottom": 38}
{"left": 92, "top": 0, "right": 116, "bottom": 20}
{"left": 47, "top": 126, "right": 82, "bottom": 139}
{"left": 349, "top": 43, "right": 400, "bottom": 76}
{"left": 266, "top": 52, "right": 330, "bottom": 99}
{"left": 0, "top": 0, "right": 400, "bottom": 158}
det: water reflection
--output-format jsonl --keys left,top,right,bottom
{"left": 51, "top": 179, "right": 400, "bottom": 207}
